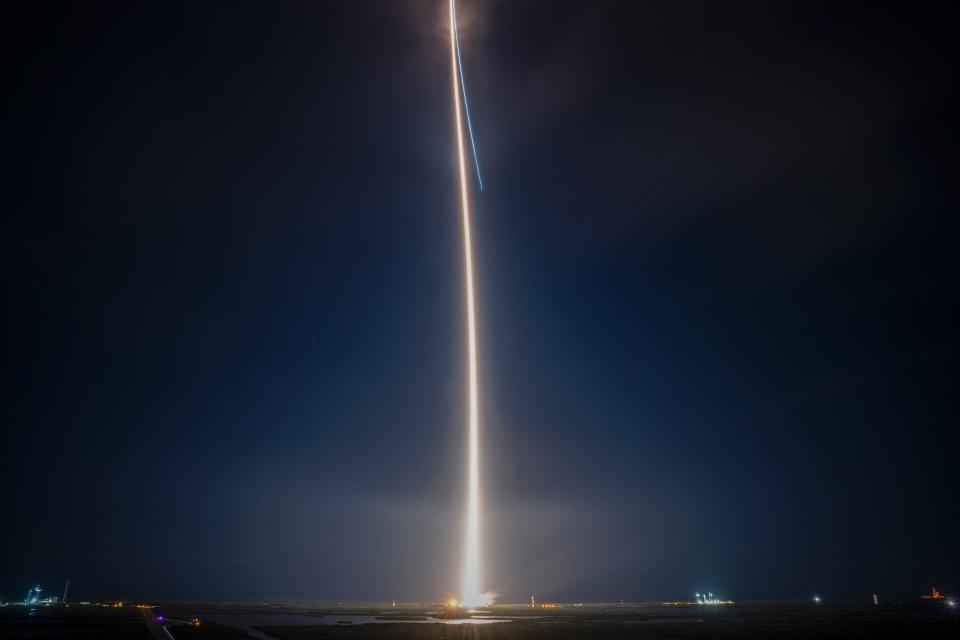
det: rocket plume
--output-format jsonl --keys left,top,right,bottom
{"left": 452, "top": 0, "right": 483, "bottom": 190}
{"left": 448, "top": 0, "right": 484, "bottom": 608}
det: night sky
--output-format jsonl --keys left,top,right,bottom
{"left": 3, "top": 1, "right": 957, "bottom": 603}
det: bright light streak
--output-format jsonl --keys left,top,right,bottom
{"left": 452, "top": 0, "right": 483, "bottom": 191}
{"left": 449, "top": 0, "right": 483, "bottom": 609}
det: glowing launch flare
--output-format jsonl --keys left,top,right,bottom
{"left": 449, "top": 0, "right": 484, "bottom": 608}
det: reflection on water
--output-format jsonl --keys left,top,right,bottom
{"left": 202, "top": 612, "right": 508, "bottom": 633}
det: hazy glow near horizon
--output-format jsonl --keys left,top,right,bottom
{"left": 449, "top": 0, "right": 484, "bottom": 608}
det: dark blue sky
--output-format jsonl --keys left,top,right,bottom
{"left": 3, "top": 1, "right": 957, "bottom": 603}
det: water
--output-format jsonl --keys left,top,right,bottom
{"left": 200, "top": 611, "right": 508, "bottom": 636}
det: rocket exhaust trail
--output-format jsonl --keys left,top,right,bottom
{"left": 452, "top": 0, "right": 483, "bottom": 191}
{"left": 449, "top": 0, "right": 483, "bottom": 608}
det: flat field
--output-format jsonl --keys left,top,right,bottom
{"left": 251, "top": 601, "right": 960, "bottom": 640}
{"left": 4, "top": 600, "right": 957, "bottom": 639}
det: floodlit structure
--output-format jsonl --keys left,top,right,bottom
{"left": 25, "top": 586, "right": 42, "bottom": 605}
{"left": 695, "top": 592, "right": 733, "bottom": 606}
{"left": 663, "top": 593, "right": 735, "bottom": 607}
{"left": 22, "top": 585, "right": 59, "bottom": 605}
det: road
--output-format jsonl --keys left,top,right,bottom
{"left": 140, "top": 608, "right": 174, "bottom": 640}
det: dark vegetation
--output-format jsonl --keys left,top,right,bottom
{"left": 252, "top": 602, "right": 960, "bottom": 640}
{"left": 8, "top": 601, "right": 953, "bottom": 639}
{"left": 0, "top": 605, "right": 151, "bottom": 640}
{"left": 163, "top": 621, "right": 250, "bottom": 640}
{"left": 258, "top": 615, "right": 959, "bottom": 640}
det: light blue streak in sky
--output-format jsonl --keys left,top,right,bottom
{"left": 453, "top": 0, "right": 483, "bottom": 191}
